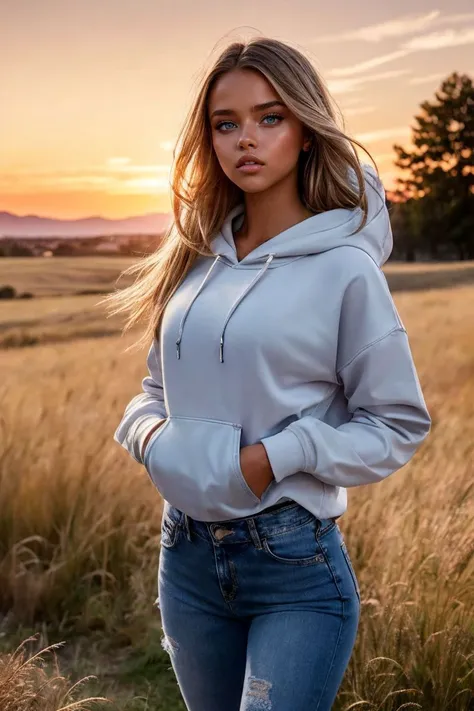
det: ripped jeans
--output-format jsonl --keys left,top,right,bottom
{"left": 156, "top": 499, "right": 361, "bottom": 711}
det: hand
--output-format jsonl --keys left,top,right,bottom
{"left": 141, "top": 418, "right": 167, "bottom": 462}
{"left": 239, "top": 443, "right": 275, "bottom": 499}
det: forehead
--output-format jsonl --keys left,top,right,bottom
{"left": 207, "top": 69, "right": 280, "bottom": 112}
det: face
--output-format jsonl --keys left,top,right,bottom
{"left": 207, "top": 68, "right": 311, "bottom": 193}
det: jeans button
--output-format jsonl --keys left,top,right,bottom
{"left": 213, "top": 527, "right": 233, "bottom": 541}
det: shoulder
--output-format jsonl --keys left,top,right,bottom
{"left": 335, "top": 247, "right": 403, "bottom": 330}
{"left": 320, "top": 245, "right": 388, "bottom": 291}
{"left": 335, "top": 245, "right": 382, "bottom": 271}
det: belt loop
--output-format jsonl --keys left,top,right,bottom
{"left": 183, "top": 513, "right": 192, "bottom": 542}
{"left": 247, "top": 518, "right": 263, "bottom": 550}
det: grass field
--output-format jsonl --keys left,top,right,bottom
{"left": 0, "top": 258, "right": 473, "bottom": 709}
{"left": 0, "top": 256, "right": 135, "bottom": 297}
{"left": 1, "top": 256, "right": 474, "bottom": 349}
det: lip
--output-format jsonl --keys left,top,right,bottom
{"left": 237, "top": 163, "right": 264, "bottom": 174}
{"left": 236, "top": 154, "right": 265, "bottom": 168}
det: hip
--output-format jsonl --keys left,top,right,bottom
{"left": 158, "top": 499, "right": 361, "bottom": 616}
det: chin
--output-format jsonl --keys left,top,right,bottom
{"left": 239, "top": 184, "right": 271, "bottom": 194}
{"left": 232, "top": 176, "right": 274, "bottom": 193}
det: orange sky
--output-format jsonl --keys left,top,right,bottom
{"left": 1, "top": 2, "right": 473, "bottom": 219}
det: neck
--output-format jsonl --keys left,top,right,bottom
{"left": 234, "top": 178, "right": 314, "bottom": 251}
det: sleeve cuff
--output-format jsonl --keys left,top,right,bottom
{"left": 116, "top": 414, "right": 166, "bottom": 464}
{"left": 260, "top": 428, "right": 307, "bottom": 483}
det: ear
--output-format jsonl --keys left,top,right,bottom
{"left": 302, "top": 132, "right": 313, "bottom": 152}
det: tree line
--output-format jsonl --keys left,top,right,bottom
{"left": 388, "top": 71, "right": 473, "bottom": 262}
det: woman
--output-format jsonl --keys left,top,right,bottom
{"left": 105, "top": 36, "right": 431, "bottom": 711}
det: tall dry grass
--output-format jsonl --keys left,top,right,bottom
{"left": 0, "top": 284, "right": 473, "bottom": 709}
{"left": 0, "top": 636, "right": 107, "bottom": 710}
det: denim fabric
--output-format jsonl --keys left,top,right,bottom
{"left": 156, "top": 500, "right": 360, "bottom": 710}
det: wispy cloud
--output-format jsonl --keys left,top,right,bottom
{"left": 107, "top": 157, "right": 132, "bottom": 167}
{"left": 309, "top": 10, "right": 474, "bottom": 45}
{"left": 321, "top": 12, "right": 474, "bottom": 87}
{"left": 327, "top": 50, "right": 411, "bottom": 78}
{"left": 403, "top": 27, "right": 474, "bottom": 51}
{"left": 344, "top": 105, "right": 377, "bottom": 117}
{"left": 327, "top": 68, "right": 411, "bottom": 95}
{"left": 0, "top": 162, "right": 173, "bottom": 195}
{"left": 309, "top": 11, "right": 441, "bottom": 44}
{"left": 354, "top": 126, "right": 411, "bottom": 144}
{"left": 408, "top": 72, "right": 450, "bottom": 85}
{"left": 438, "top": 12, "right": 474, "bottom": 24}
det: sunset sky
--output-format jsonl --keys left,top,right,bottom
{"left": 1, "top": 1, "right": 473, "bottom": 220}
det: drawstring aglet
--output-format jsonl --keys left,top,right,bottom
{"left": 219, "top": 336, "right": 224, "bottom": 363}
{"left": 176, "top": 339, "right": 181, "bottom": 359}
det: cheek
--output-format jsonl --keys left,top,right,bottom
{"left": 267, "top": 127, "right": 302, "bottom": 166}
{"left": 212, "top": 134, "right": 232, "bottom": 166}
{"left": 211, "top": 138, "right": 238, "bottom": 180}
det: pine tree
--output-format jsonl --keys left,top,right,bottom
{"left": 392, "top": 72, "right": 474, "bottom": 260}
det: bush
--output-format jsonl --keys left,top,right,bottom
{"left": 0, "top": 285, "right": 16, "bottom": 299}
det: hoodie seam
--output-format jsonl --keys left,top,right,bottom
{"left": 335, "top": 244, "right": 382, "bottom": 270}
{"left": 337, "top": 326, "right": 406, "bottom": 375}
{"left": 287, "top": 383, "right": 339, "bottom": 469}
{"left": 221, "top": 255, "right": 305, "bottom": 270}
{"left": 382, "top": 222, "right": 391, "bottom": 256}
{"left": 285, "top": 427, "right": 309, "bottom": 470}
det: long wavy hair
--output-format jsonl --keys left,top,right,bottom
{"left": 100, "top": 36, "right": 378, "bottom": 353}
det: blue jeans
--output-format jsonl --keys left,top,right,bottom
{"left": 156, "top": 500, "right": 360, "bottom": 711}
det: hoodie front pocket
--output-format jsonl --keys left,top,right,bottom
{"left": 143, "top": 415, "right": 260, "bottom": 520}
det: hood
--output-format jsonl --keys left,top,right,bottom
{"left": 176, "top": 162, "right": 393, "bottom": 363}
{"left": 210, "top": 162, "right": 392, "bottom": 268}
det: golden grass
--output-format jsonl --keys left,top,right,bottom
{"left": 0, "top": 282, "right": 473, "bottom": 709}
{"left": 0, "top": 255, "right": 473, "bottom": 297}
{"left": 0, "top": 636, "right": 107, "bottom": 710}
{"left": 383, "top": 261, "right": 474, "bottom": 272}
{"left": 0, "top": 294, "right": 124, "bottom": 348}
{"left": 0, "top": 295, "right": 104, "bottom": 326}
{"left": 0, "top": 257, "right": 135, "bottom": 298}
{"left": 0, "top": 258, "right": 473, "bottom": 349}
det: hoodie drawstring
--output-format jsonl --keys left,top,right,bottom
{"left": 175, "top": 253, "right": 275, "bottom": 363}
{"left": 176, "top": 254, "right": 222, "bottom": 359}
{"left": 219, "top": 253, "right": 274, "bottom": 362}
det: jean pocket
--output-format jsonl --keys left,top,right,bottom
{"left": 160, "top": 509, "right": 182, "bottom": 549}
{"left": 144, "top": 415, "right": 260, "bottom": 520}
{"left": 261, "top": 517, "right": 326, "bottom": 566}
{"left": 341, "top": 540, "right": 360, "bottom": 602}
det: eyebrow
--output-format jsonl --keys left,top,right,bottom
{"left": 210, "top": 100, "right": 285, "bottom": 119}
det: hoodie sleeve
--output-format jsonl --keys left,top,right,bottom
{"left": 113, "top": 337, "right": 168, "bottom": 465}
{"left": 260, "top": 253, "right": 431, "bottom": 488}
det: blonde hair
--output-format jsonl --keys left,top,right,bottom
{"left": 101, "top": 36, "right": 378, "bottom": 353}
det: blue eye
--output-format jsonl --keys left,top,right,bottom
{"left": 216, "top": 120, "right": 235, "bottom": 131}
{"left": 262, "top": 113, "right": 284, "bottom": 125}
{"left": 215, "top": 113, "right": 284, "bottom": 132}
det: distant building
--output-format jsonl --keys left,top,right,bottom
{"left": 95, "top": 241, "right": 120, "bottom": 252}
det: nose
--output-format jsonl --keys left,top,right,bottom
{"left": 238, "top": 124, "right": 257, "bottom": 149}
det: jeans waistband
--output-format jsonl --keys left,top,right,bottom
{"left": 166, "top": 500, "right": 337, "bottom": 547}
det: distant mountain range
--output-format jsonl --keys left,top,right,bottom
{"left": 0, "top": 211, "right": 172, "bottom": 238}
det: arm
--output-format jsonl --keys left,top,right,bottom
{"left": 260, "top": 255, "right": 432, "bottom": 488}
{"left": 113, "top": 337, "right": 168, "bottom": 465}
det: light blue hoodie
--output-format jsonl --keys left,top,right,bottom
{"left": 114, "top": 163, "right": 431, "bottom": 522}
